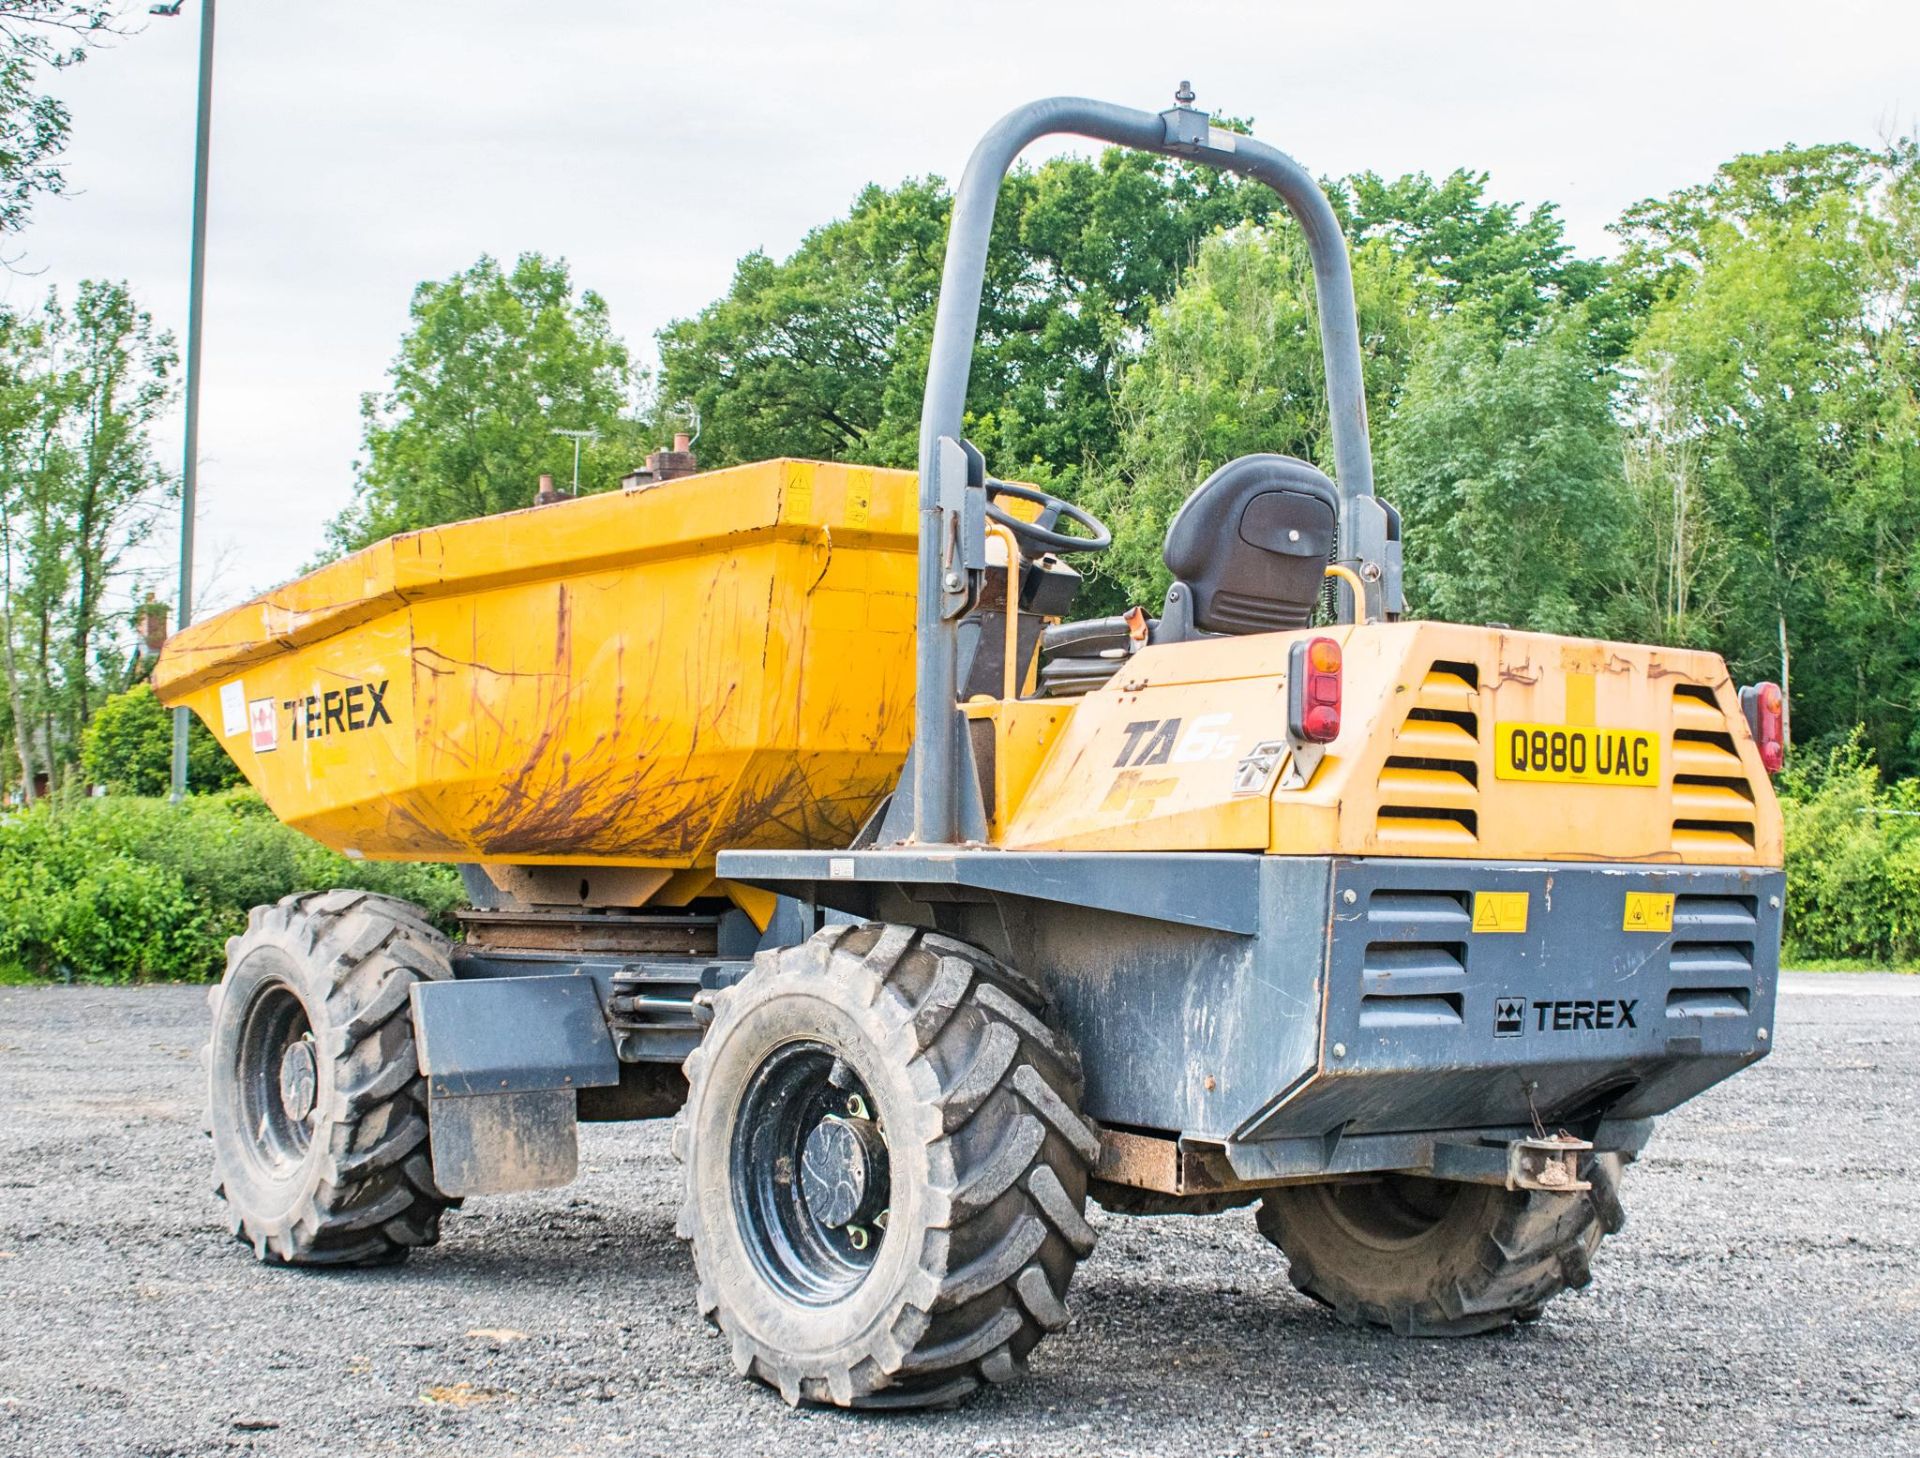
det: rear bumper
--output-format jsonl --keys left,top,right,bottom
{"left": 1235, "top": 857, "right": 1782, "bottom": 1146}
{"left": 724, "top": 848, "right": 1782, "bottom": 1174}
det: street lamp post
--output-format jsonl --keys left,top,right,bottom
{"left": 155, "top": 0, "right": 216, "bottom": 801}
{"left": 550, "top": 428, "right": 598, "bottom": 495}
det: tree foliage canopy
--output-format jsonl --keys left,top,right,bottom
{"left": 315, "top": 133, "right": 1920, "bottom": 783}
{"left": 327, "top": 253, "right": 639, "bottom": 553}
{"left": 654, "top": 151, "right": 1279, "bottom": 487}
{"left": 79, "top": 681, "right": 236, "bottom": 797}
{"left": 0, "top": 280, "right": 176, "bottom": 799}
{"left": 0, "top": 2, "right": 116, "bottom": 236}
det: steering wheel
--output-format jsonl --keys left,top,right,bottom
{"left": 984, "top": 479, "right": 1112, "bottom": 557}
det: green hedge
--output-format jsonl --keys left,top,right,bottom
{"left": 0, "top": 791, "right": 464, "bottom": 984}
{"left": 1778, "top": 736, "right": 1920, "bottom": 968}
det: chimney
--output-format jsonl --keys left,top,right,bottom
{"left": 533, "top": 472, "right": 565, "bottom": 507}
{"left": 138, "top": 600, "right": 168, "bottom": 652}
{"left": 643, "top": 436, "right": 699, "bottom": 484}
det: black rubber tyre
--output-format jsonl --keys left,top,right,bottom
{"left": 1255, "top": 1155, "right": 1628, "bottom": 1336}
{"left": 207, "top": 889, "right": 457, "bottom": 1265}
{"left": 675, "top": 922, "right": 1099, "bottom": 1409}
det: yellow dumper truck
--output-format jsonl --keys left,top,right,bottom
{"left": 156, "top": 90, "right": 1787, "bottom": 1410}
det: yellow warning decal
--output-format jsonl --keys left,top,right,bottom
{"left": 1472, "top": 891, "right": 1530, "bottom": 934}
{"left": 1622, "top": 891, "right": 1675, "bottom": 933}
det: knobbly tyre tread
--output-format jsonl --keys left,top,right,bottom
{"left": 207, "top": 889, "right": 457, "bottom": 1265}
{"left": 676, "top": 922, "right": 1098, "bottom": 1409}
{"left": 1256, "top": 1154, "right": 1629, "bottom": 1336}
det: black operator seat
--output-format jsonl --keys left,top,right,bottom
{"left": 1036, "top": 453, "right": 1339, "bottom": 696}
{"left": 1159, "top": 453, "right": 1338, "bottom": 639}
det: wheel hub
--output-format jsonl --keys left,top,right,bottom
{"left": 278, "top": 1040, "right": 317, "bottom": 1123}
{"left": 800, "top": 1114, "right": 887, "bottom": 1229}
{"left": 730, "top": 1041, "right": 891, "bottom": 1304}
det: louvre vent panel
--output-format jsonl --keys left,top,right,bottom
{"left": 1671, "top": 740, "right": 1745, "bottom": 774}
{"left": 1672, "top": 894, "right": 1758, "bottom": 934}
{"left": 1393, "top": 720, "right": 1479, "bottom": 755}
{"left": 1671, "top": 781, "right": 1756, "bottom": 816}
{"left": 1666, "top": 987, "right": 1752, "bottom": 1018}
{"left": 1668, "top": 682, "right": 1757, "bottom": 856}
{"left": 1365, "top": 889, "right": 1472, "bottom": 932}
{"left": 1362, "top": 940, "right": 1467, "bottom": 984}
{"left": 1672, "top": 822, "right": 1756, "bottom": 851}
{"left": 1377, "top": 764, "right": 1478, "bottom": 808}
{"left": 1359, "top": 993, "right": 1464, "bottom": 1029}
{"left": 1666, "top": 889, "right": 1758, "bottom": 1019}
{"left": 1377, "top": 663, "right": 1482, "bottom": 849}
{"left": 1361, "top": 887, "right": 1470, "bottom": 1008}
{"left": 1671, "top": 688, "right": 1727, "bottom": 735}
{"left": 1669, "top": 942, "right": 1755, "bottom": 977}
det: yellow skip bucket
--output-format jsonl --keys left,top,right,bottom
{"left": 154, "top": 460, "right": 920, "bottom": 871}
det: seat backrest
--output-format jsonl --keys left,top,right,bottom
{"left": 1161, "top": 454, "right": 1338, "bottom": 635}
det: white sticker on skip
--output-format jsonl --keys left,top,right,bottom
{"left": 218, "top": 680, "right": 247, "bottom": 736}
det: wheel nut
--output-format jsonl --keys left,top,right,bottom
{"left": 846, "top": 1225, "right": 870, "bottom": 1251}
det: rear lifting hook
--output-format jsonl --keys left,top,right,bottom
{"left": 1174, "top": 79, "right": 1196, "bottom": 107}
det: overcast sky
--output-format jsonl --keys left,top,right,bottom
{"left": 9, "top": 0, "right": 1916, "bottom": 613}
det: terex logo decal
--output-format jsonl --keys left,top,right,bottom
{"left": 281, "top": 680, "right": 394, "bottom": 742}
{"left": 1493, "top": 997, "right": 1526, "bottom": 1037}
{"left": 1495, "top": 995, "right": 1639, "bottom": 1035}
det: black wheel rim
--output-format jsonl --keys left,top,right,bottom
{"left": 731, "top": 1040, "right": 890, "bottom": 1305}
{"left": 235, "top": 979, "right": 317, "bottom": 1177}
{"left": 1316, "top": 1174, "right": 1464, "bottom": 1250}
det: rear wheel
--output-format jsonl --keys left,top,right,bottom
{"left": 207, "top": 889, "right": 456, "bottom": 1265}
{"left": 676, "top": 922, "right": 1099, "bottom": 1409}
{"left": 1255, "top": 1156, "right": 1627, "bottom": 1335}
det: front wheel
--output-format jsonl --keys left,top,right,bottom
{"left": 1255, "top": 1156, "right": 1628, "bottom": 1336}
{"left": 676, "top": 923, "right": 1099, "bottom": 1409}
{"left": 207, "top": 889, "right": 457, "bottom": 1265}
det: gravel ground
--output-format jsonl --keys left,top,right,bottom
{"left": 1, "top": 973, "right": 1915, "bottom": 1458}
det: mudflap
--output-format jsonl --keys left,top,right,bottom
{"left": 411, "top": 975, "right": 621, "bottom": 1197}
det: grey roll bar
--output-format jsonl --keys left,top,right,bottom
{"left": 910, "top": 92, "right": 1395, "bottom": 846}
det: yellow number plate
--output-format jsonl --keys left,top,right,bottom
{"left": 1495, "top": 722, "right": 1659, "bottom": 786}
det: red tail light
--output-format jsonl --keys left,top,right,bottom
{"left": 1740, "top": 681, "right": 1786, "bottom": 774}
{"left": 1288, "top": 636, "right": 1342, "bottom": 744}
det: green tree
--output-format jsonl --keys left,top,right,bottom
{"left": 1626, "top": 143, "right": 1920, "bottom": 771}
{"left": 59, "top": 281, "right": 176, "bottom": 726}
{"left": 328, "top": 253, "right": 639, "bottom": 552}
{"left": 1611, "top": 141, "right": 1889, "bottom": 305}
{"left": 1083, "top": 226, "right": 1418, "bottom": 609}
{"left": 0, "top": 2, "right": 116, "bottom": 235}
{"left": 654, "top": 150, "right": 1278, "bottom": 489}
{"left": 1339, "top": 169, "right": 1616, "bottom": 347}
{"left": 78, "top": 682, "right": 236, "bottom": 796}
{"left": 1081, "top": 167, "right": 1614, "bottom": 610}
{"left": 0, "top": 282, "right": 174, "bottom": 798}
{"left": 1382, "top": 309, "right": 1631, "bottom": 634}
